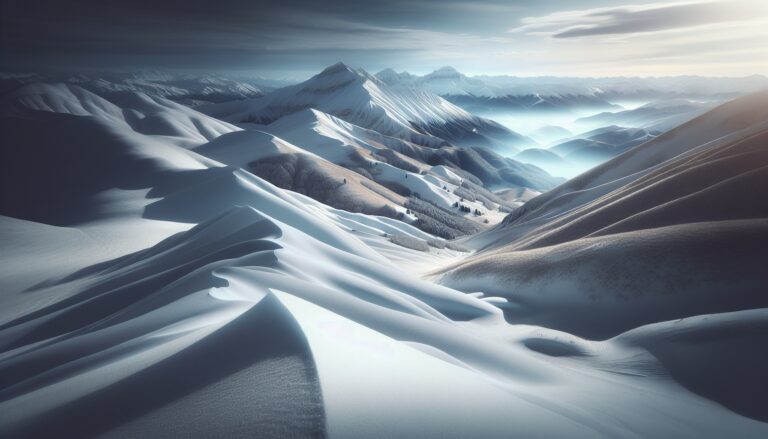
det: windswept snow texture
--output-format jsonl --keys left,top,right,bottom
{"left": 1, "top": 81, "right": 768, "bottom": 438}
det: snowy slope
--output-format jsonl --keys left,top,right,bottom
{"left": 6, "top": 198, "right": 765, "bottom": 437}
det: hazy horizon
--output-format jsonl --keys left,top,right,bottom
{"left": 5, "top": 62, "right": 768, "bottom": 83}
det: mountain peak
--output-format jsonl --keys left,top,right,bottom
{"left": 424, "top": 66, "right": 465, "bottom": 80}
{"left": 375, "top": 68, "right": 416, "bottom": 85}
{"left": 431, "top": 66, "right": 461, "bottom": 76}
{"left": 299, "top": 62, "right": 372, "bottom": 92}
{"left": 376, "top": 68, "right": 398, "bottom": 76}
{"left": 309, "top": 62, "right": 380, "bottom": 87}
{"left": 319, "top": 62, "right": 358, "bottom": 76}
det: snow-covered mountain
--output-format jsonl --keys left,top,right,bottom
{"left": 2, "top": 78, "right": 768, "bottom": 438}
{"left": 377, "top": 67, "right": 619, "bottom": 113}
{"left": 201, "top": 62, "right": 536, "bottom": 154}
{"left": 380, "top": 68, "right": 768, "bottom": 99}
{"left": 375, "top": 68, "right": 418, "bottom": 86}
{"left": 0, "top": 82, "right": 556, "bottom": 241}
{"left": 378, "top": 66, "right": 498, "bottom": 97}
{"left": 377, "top": 67, "right": 768, "bottom": 119}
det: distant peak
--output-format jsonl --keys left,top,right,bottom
{"left": 377, "top": 68, "right": 398, "bottom": 76}
{"left": 375, "top": 69, "right": 416, "bottom": 85}
{"left": 427, "top": 66, "right": 463, "bottom": 78}
{"left": 319, "top": 62, "right": 357, "bottom": 76}
{"left": 307, "top": 62, "right": 382, "bottom": 89}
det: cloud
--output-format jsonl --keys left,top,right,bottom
{"left": 510, "top": 0, "right": 763, "bottom": 38}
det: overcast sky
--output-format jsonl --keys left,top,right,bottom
{"left": 2, "top": 0, "right": 767, "bottom": 78}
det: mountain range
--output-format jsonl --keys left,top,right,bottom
{"left": 201, "top": 62, "right": 537, "bottom": 154}
{"left": 378, "top": 66, "right": 768, "bottom": 100}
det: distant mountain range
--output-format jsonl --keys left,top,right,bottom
{"left": 512, "top": 125, "right": 660, "bottom": 178}
{"left": 576, "top": 99, "right": 718, "bottom": 131}
{"left": 201, "top": 62, "right": 537, "bottom": 154}
{"left": 378, "top": 66, "right": 768, "bottom": 100}
{"left": 375, "top": 66, "right": 768, "bottom": 120}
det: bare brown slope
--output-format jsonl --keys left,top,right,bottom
{"left": 437, "top": 92, "right": 768, "bottom": 340}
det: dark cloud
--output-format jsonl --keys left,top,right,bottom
{"left": 0, "top": 0, "right": 539, "bottom": 72}
{"left": 3, "top": 0, "right": 763, "bottom": 75}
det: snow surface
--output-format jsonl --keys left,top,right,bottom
{"left": 1, "top": 82, "right": 767, "bottom": 438}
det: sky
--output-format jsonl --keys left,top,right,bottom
{"left": 2, "top": 0, "right": 767, "bottom": 78}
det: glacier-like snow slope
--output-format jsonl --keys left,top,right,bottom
{"left": 1, "top": 83, "right": 767, "bottom": 438}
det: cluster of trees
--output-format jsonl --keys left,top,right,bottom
{"left": 452, "top": 201, "right": 484, "bottom": 216}
{"left": 454, "top": 202, "right": 471, "bottom": 213}
{"left": 407, "top": 197, "right": 481, "bottom": 239}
